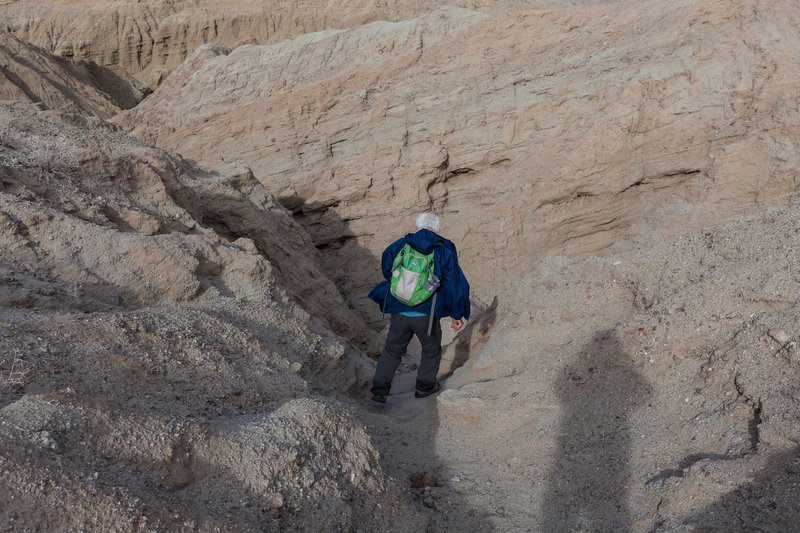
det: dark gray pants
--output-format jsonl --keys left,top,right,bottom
{"left": 371, "top": 314, "right": 443, "bottom": 396}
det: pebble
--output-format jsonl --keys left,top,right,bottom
{"left": 449, "top": 476, "right": 461, "bottom": 482}
{"left": 269, "top": 493, "right": 284, "bottom": 509}
{"left": 496, "top": 507, "right": 505, "bottom": 515}
{"left": 39, "top": 431, "right": 62, "bottom": 453}
{"left": 410, "top": 471, "right": 438, "bottom": 489}
{"left": 300, "top": 468, "right": 315, "bottom": 488}
{"left": 769, "top": 329, "right": 790, "bottom": 345}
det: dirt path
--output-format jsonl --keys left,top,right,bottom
{"left": 352, "top": 351, "right": 498, "bottom": 532}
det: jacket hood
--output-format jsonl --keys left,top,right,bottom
{"left": 404, "top": 228, "right": 447, "bottom": 254}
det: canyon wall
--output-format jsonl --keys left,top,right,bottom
{"left": 0, "top": 102, "right": 410, "bottom": 531}
{"left": 0, "top": 0, "right": 517, "bottom": 89}
{"left": 0, "top": 25, "right": 148, "bottom": 117}
{"left": 4, "top": 1, "right": 800, "bottom": 530}
{"left": 114, "top": 0, "right": 800, "bottom": 322}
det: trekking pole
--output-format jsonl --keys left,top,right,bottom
{"left": 427, "top": 292, "right": 438, "bottom": 337}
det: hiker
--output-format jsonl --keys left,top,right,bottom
{"left": 368, "top": 212, "right": 470, "bottom": 404}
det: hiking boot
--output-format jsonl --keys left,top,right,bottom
{"left": 414, "top": 382, "right": 441, "bottom": 398}
{"left": 372, "top": 393, "right": 387, "bottom": 404}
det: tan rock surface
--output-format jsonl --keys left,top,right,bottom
{"left": 362, "top": 205, "right": 800, "bottom": 531}
{"left": 4, "top": 1, "right": 800, "bottom": 531}
{"left": 0, "top": 25, "right": 147, "bottom": 117}
{"left": 0, "top": 102, "right": 428, "bottom": 531}
{"left": 0, "top": 0, "right": 515, "bottom": 89}
{"left": 114, "top": 0, "right": 800, "bottom": 325}
{"left": 0, "top": 102, "right": 370, "bottom": 344}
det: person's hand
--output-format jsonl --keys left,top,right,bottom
{"left": 451, "top": 318, "right": 464, "bottom": 332}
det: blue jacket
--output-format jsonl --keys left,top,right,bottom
{"left": 368, "top": 229, "right": 470, "bottom": 320}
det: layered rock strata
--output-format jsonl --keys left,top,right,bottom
{"left": 0, "top": 102, "right": 370, "bottom": 343}
{"left": 0, "top": 0, "right": 515, "bottom": 89}
{"left": 114, "top": 0, "right": 800, "bottom": 323}
{"left": 0, "top": 25, "right": 147, "bottom": 117}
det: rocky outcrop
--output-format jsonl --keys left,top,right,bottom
{"left": 114, "top": 0, "right": 800, "bottom": 323}
{"left": 0, "top": 25, "right": 147, "bottom": 117}
{"left": 0, "top": 0, "right": 513, "bottom": 89}
{"left": 0, "top": 102, "right": 421, "bottom": 531}
{"left": 0, "top": 102, "right": 370, "bottom": 344}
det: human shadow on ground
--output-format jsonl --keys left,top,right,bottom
{"left": 541, "top": 329, "right": 652, "bottom": 532}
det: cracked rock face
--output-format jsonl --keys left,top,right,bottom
{"left": 112, "top": 0, "right": 800, "bottom": 323}
{"left": 0, "top": 102, "right": 370, "bottom": 344}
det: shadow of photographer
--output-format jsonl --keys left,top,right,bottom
{"left": 541, "top": 329, "right": 652, "bottom": 532}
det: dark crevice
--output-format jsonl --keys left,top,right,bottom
{"left": 649, "top": 377, "right": 764, "bottom": 486}
{"left": 444, "top": 167, "right": 475, "bottom": 179}
{"left": 646, "top": 452, "right": 739, "bottom": 486}
{"left": 616, "top": 170, "right": 703, "bottom": 197}
{"left": 315, "top": 235, "right": 353, "bottom": 252}
{"left": 200, "top": 215, "right": 239, "bottom": 243}
{"left": 748, "top": 399, "right": 762, "bottom": 451}
{"left": 734, "top": 374, "right": 762, "bottom": 451}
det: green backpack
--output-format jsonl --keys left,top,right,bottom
{"left": 389, "top": 243, "right": 441, "bottom": 306}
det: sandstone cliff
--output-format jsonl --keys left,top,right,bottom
{"left": 0, "top": 0, "right": 512, "bottom": 89}
{"left": 0, "top": 25, "right": 147, "bottom": 117}
{"left": 114, "top": 0, "right": 800, "bottom": 324}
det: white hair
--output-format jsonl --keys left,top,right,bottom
{"left": 415, "top": 212, "right": 441, "bottom": 232}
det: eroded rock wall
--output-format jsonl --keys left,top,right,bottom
{"left": 0, "top": 0, "right": 518, "bottom": 89}
{"left": 0, "top": 102, "right": 371, "bottom": 343}
{"left": 435, "top": 205, "right": 800, "bottom": 530}
{"left": 114, "top": 0, "right": 800, "bottom": 323}
{"left": 0, "top": 102, "right": 421, "bottom": 532}
{"left": 0, "top": 25, "right": 147, "bottom": 117}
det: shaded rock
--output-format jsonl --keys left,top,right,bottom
{"left": 410, "top": 471, "right": 439, "bottom": 489}
{"left": 269, "top": 492, "right": 284, "bottom": 510}
{"left": 0, "top": 26, "right": 146, "bottom": 118}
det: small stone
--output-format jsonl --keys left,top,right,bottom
{"left": 410, "top": 471, "right": 439, "bottom": 489}
{"left": 269, "top": 493, "right": 284, "bottom": 509}
{"left": 39, "top": 431, "right": 62, "bottom": 453}
{"left": 300, "top": 468, "right": 315, "bottom": 488}
{"left": 449, "top": 476, "right": 461, "bottom": 482}
{"left": 496, "top": 507, "right": 505, "bottom": 515}
{"left": 769, "top": 329, "right": 790, "bottom": 345}
{"left": 423, "top": 497, "right": 434, "bottom": 507}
